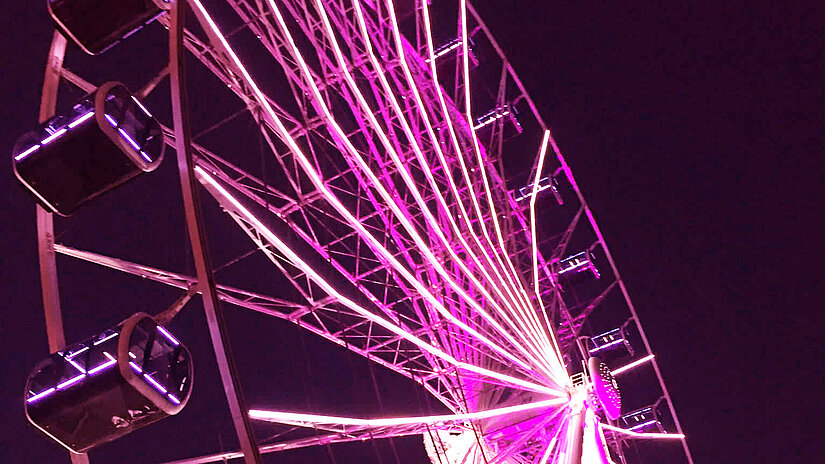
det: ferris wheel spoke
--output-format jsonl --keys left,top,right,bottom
{"left": 202, "top": 161, "right": 549, "bottom": 385}
{"left": 248, "top": 397, "right": 566, "bottom": 428}
{"left": 417, "top": 0, "right": 562, "bottom": 364}
{"left": 456, "top": 0, "right": 554, "bottom": 359}
{"left": 304, "top": 0, "right": 564, "bottom": 383}
{"left": 191, "top": 0, "right": 561, "bottom": 385}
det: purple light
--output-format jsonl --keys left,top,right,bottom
{"left": 129, "top": 362, "right": 142, "bottom": 373}
{"left": 56, "top": 373, "right": 85, "bottom": 390}
{"left": 156, "top": 326, "right": 180, "bottom": 346}
{"left": 65, "top": 357, "right": 86, "bottom": 374}
{"left": 168, "top": 393, "right": 181, "bottom": 405}
{"left": 117, "top": 128, "right": 141, "bottom": 151}
{"left": 26, "top": 387, "right": 56, "bottom": 404}
{"left": 88, "top": 353, "right": 117, "bottom": 375}
{"left": 131, "top": 96, "right": 153, "bottom": 117}
{"left": 588, "top": 338, "right": 625, "bottom": 353}
{"left": 93, "top": 332, "right": 118, "bottom": 345}
{"left": 628, "top": 419, "right": 659, "bottom": 431}
{"left": 104, "top": 113, "right": 118, "bottom": 127}
{"left": 14, "top": 144, "right": 40, "bottom": 162}
{"left": 68, "top": 110, "right": 95, "bottom": 129}
{"left": 144, "top": 374, "right": 167, "bottom": 394}
{"left": 40, "top": 128, "right": 67, "bottom": 145}
{"left": 139, "top": 151, "right": 152, "bottom": 162}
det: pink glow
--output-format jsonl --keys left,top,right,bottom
{"left": 195, "top": 165, "right": 562, "bottom": 396}
{"left": 268, "top": 0, "right": 548, "bottom": 381}
{"left": 333, "top": 0, "right": 562, "bottom": 383}
{"left": 40, "top": 128, "right": 67, "bottom": 145}
{"left": 611, "top": 354, "right": 655, "bottom": 376}
{"left": 384, "top": 0, "right": 565, "bottom": 379}
{"left": 458, "top": 0, "right": 553, "bottom": 356}
{"left": 418, "top": 0, "right": 542, "bottom": 328}
{"left": 416, "top": 0, "right": 563, "bottom": 374}
{"left": 249, "top": 397, "right": 566, "bottom": 427}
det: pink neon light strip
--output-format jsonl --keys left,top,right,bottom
{"left": 599, "top": 423, "right": 685, "bottom": 440}
{"left": 529, "top": 130, "right": 566, "bottom": 370}
{"left": 451, "top": 0, "right": 556, "bottom": 358}
{"left": 457, "top": 0, "right": 547, "bottom": 339}
{"left": 267, "top": 0, "right": 556, "bottom": 382}
{"left": 320, "top": 0, "right": 558, "bottom": 383}
{"left": 249, "top": 397, "right": 565, "bottom": 427}
{"left": 413, "top": 0, "right": 564, "bottom": 376}
{"left": 195, "top": 165, "right": 560, "bottom": 396}
{"left": 374, "top": 0, "right": 564, "bottom": 378}
{"left": 611, "top": 354, "right": 655, "bottom": 376}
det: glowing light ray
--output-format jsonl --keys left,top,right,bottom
{"left": 418, "top": 0, "right": 563, "bottom": 373}
{"left": 186, "top": 0, "right": 544, "bottom": 391}
{"left": 458, "top": 0, "right": 551, "bottom": 353}
{"left": 611, "top": 354, "right": 655, "bottom": 376}
{"left": 195, "top": 165, "right": 560, "bottom": 396}
{"left": 425, "top": 0, "right": 555, "bottom": 358}
{"left": 599, "top": 423, "right": 685, "bottom": 440}
{"left": 372, "top": 0, "right": 564, "bottom": 380}
{"left": 529, "top": 129, "right": 567, "bottom": 376}
{"left": 416, "top": 0, "right": 535, "bottom": 315}
{"left": 317, "top": 0, "right": 559, "bottom": 383}
{"left": 249, "top": 397, "right": 566, "bottom": 427}
{"left": 264, "top": 0, "right": 549, "bottom": 382}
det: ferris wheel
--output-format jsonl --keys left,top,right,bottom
{"left": 15, "top": 0, "right": 694, "bottom": 463}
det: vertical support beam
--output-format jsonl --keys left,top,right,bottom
{"left": 169, "top": 1, "right": 262, "bottom": 462}
{"left": 36, "top": 30, "right": 91, "bottom": 464}
{"left": 566, "top": 403, "right": 584, "bottom": 464}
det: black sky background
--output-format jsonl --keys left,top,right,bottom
{"left": 2, "top": 1, "right": 823, "bottom": 462}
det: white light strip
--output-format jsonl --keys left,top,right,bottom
{"left": 391, "top": 0, "right": 563, "bottom": 379}
{"left": 56, "top": 374, "right": 85, "bottom": 390}
{"left": 144, "top": 374, "right": 168, "bottom": 394}
{"left": 249, "top": 397, "right": 566, "bottom": 427}
{"left": 458, "top": 0, "right": 555, "bottom": 357}
{"left": 268, "top": 0, "right": 552, "bottom": 383}
{"left": 600, "top": 423, "right": 685, "bottom": 440}
{"left": 14, "top": 144, "right": 40, "bottom": 161}
{"left": 65, "top": 357, "right": 87, "bottom": 374}
{"left": 88, "top": 358, "right": 116, "bottom": 375}
{"left": 588, "top": 338, "right": 625, "bottom": 353}
{"left": 26, "top": 387, "right": 56, "bottom": 403}
{"left": 93, "top": 332, "right": 118, "bottom": 345}
{"left": 41, "top": 128, "right": 67, "bottom": 145}
{"left": 611, "top": 354, "right": 655, "bottom": 376}
{"left": 68, "top": 110, "right": 95, "bottom": 128}
{"left": 382, "top": 0, "right": 561, "bottom": 373}
{"left": 131, "top": 96, "right": 153, "bottom": 117}
{"left": 157, "top": 326, "right": 180, "bottom": 346}
{"left": 418, "top": 0, "right": 558, "bottom": 366}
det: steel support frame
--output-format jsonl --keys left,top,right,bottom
{"left": 170, "top": 1, "right": 261, "bottom": 462}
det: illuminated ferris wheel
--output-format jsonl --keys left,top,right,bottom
{"left": 15, "top": 0, "right": 694, "bottom": 463}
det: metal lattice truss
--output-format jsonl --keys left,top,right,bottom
{"left": 49, "top": 0, "right": 692, "bottom": 462}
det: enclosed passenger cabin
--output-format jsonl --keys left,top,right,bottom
{"left": 25, "top": 313, "right": 192, "bottom": 453}
{"left": 12, "top": 82, "right": 164, "bottom": 216}
{"left": 48, "top": 0, "right": 167, "bottom": 55}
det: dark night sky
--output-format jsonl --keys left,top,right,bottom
{"left": 2, "top": 1, "right": 822, "bottom": 462}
